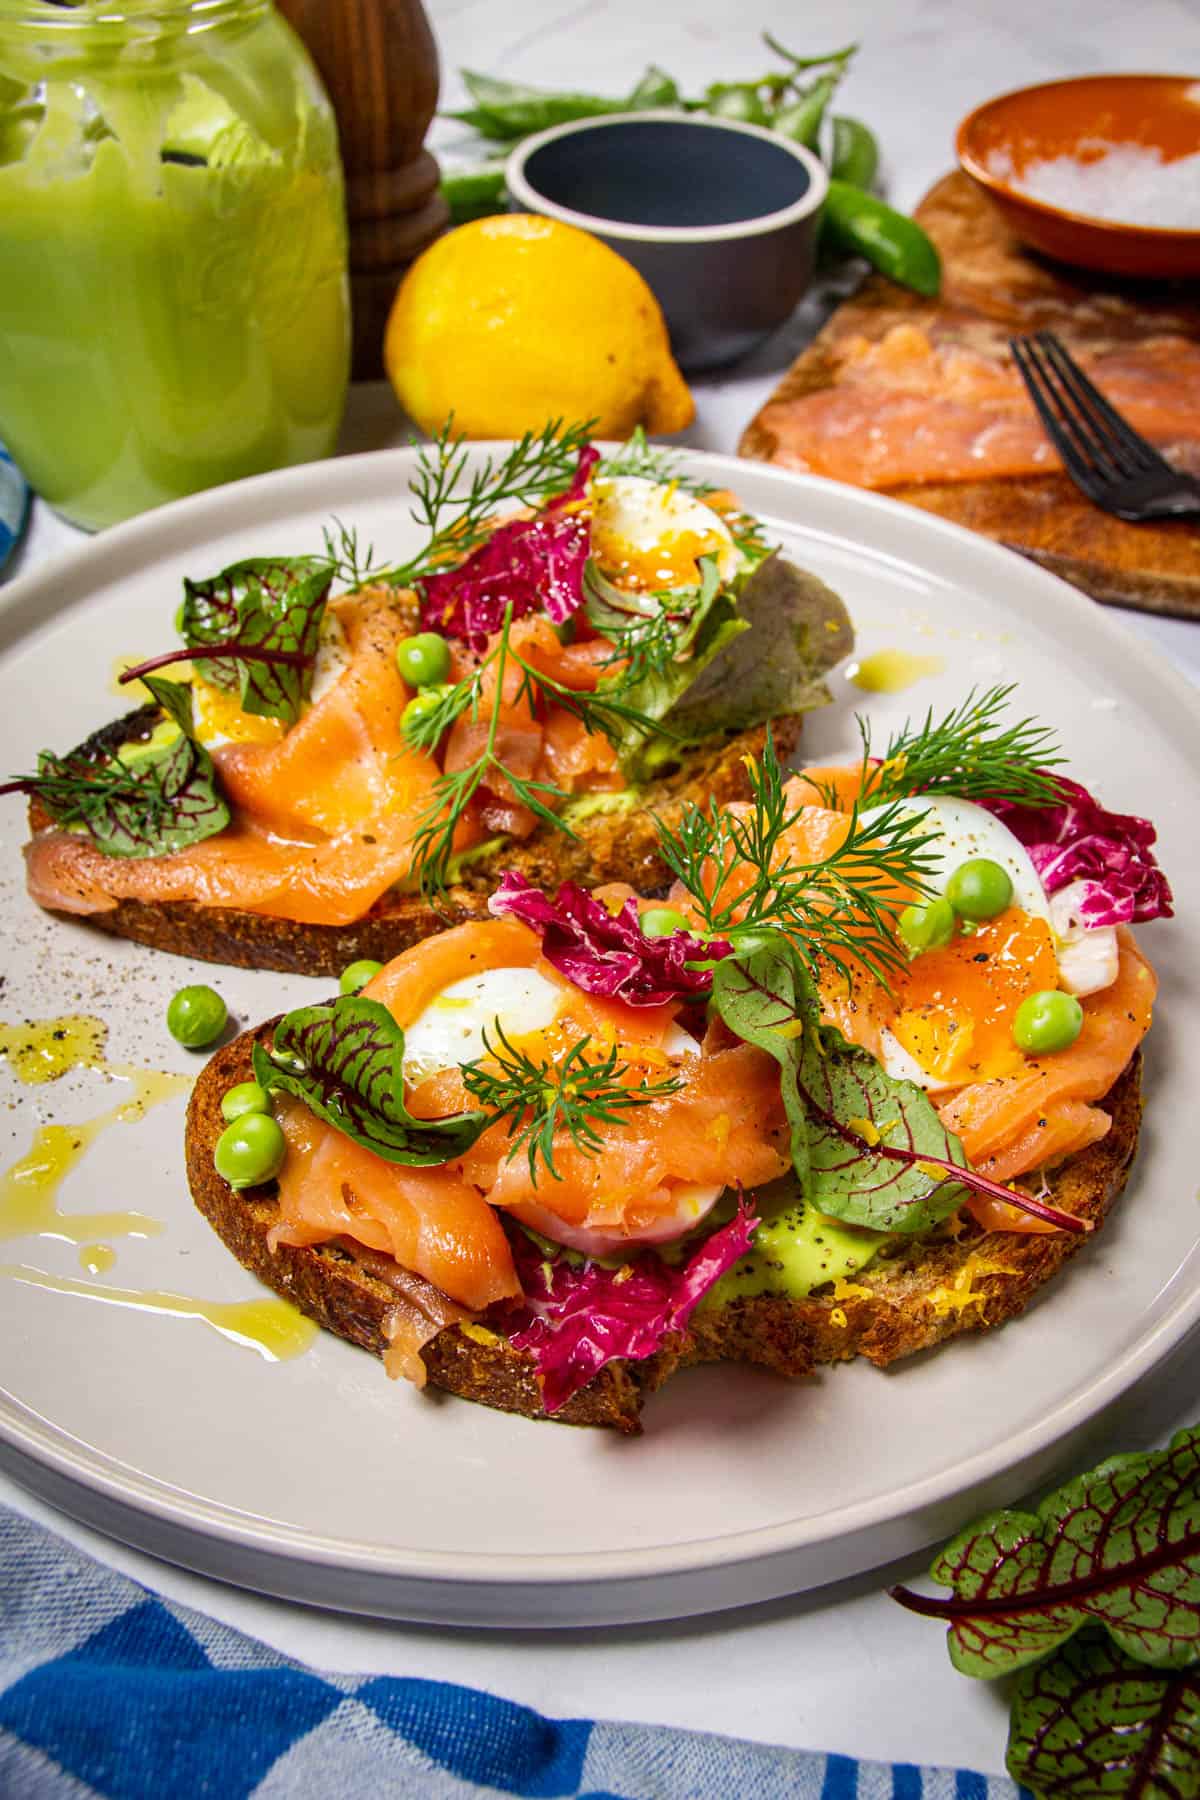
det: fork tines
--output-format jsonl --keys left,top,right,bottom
{"left": 1010, "top": 331, "right": 1173, "bottom": 498}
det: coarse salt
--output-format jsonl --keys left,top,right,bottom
{"left": 985, "top": 140, "right": 1200, "bottom": 230}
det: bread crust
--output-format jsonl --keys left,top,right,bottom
{"left": 186, "top": 1020, "right": 1143, "bottom": 1431}
{"left": 29, "top": 713, "right": 803, "bottom": 977}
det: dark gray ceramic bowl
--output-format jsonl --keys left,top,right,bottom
{"left": 505, "top": 111, "right": 827, "bottom": 373}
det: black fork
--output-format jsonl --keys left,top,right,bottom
{"left": 1010, "top": 331, "right": 1200, "bottom": 522}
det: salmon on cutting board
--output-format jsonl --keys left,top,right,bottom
{"left": 740, "top": 172, "right": 1200, "bottom": 618}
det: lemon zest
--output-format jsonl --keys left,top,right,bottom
{"left": 847, "top": 1114, "right": 881, "bottom": 1147}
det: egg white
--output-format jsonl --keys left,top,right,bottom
{"left": 590, "top": 475, "right": 740, "bottom": 586}
{"left": 886, "top": 795, "right": 1051, "bottom": 923}
{"left": 401, "top": 965, "right": 722, "bottom": 1255}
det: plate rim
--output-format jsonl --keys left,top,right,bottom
{"left": 2, "top": 444, "right": 1198, "bottom": 1602}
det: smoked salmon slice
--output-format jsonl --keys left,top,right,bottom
{"left": 271, "top": 918, "right": 791, "bottom": 1301}
{"left": 756, "top": 323, "right": 1200, "bottom": 491}
{"left": 25, "top": 596, "right": 623, "bottom": 928}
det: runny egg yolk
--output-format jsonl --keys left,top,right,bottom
{"left": 888, "top": 908, "right": 1059, "bottom": 1085}
{"left": 191, "top": 676, "right": 286, "bottom": 748}
{"left": 592, "top": 525, "right": 733, "bottom": 593}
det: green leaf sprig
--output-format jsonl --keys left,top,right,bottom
{"left": 367, "top": 418, "right": 596, "bottom": 591}
{"left": 253, "top": 995, "right": 488, "bottom": 1166}
{"left": 461, "top": 1020, "right": 683, "bottom": 1185}
{"left": 403, "top": 600, "right": 669, "bottom": 900}
{"left": 0, "top": 675, "right": 230, "bottom": 859}
{"left": 656, "top": 728, "right": 941, "bottom": 989}
{"left": 120, "top": 556, "right": 334, "bottom": 727}
{"left": 829, "top": 684, "right": 1067, "bottom": 813}
{"left": 708, "top": 930, "right": 1085, "bottom": 1236}
{"left": 893, "top": 1424, "right": 1200, "bottom": 1798}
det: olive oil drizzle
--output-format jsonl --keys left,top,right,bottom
{"left": 0, "top": 1014, "right": 185, "bottom": 1245}
{"left": 848, "top": 649, "right": 946, "bottom": 694}
{"left": 0, "top": 1263, "right": 318, "bottom": 1362}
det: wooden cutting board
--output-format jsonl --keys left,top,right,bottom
{"left": 740, "top": 172, "right": 1200, "bottom": 619}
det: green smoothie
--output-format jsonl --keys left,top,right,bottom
{"left": 0, "top": 2, "right": 350, "bottom": 529}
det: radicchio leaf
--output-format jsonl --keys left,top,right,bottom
{"left": 252, "top": 996, "right": 488, "bottom": 1166}
{"left": 1007, "top": 1629, "right": 1200, "bottom": 1800}
{"left": 1, "top": 676, "right": 230, "bottom": 858}
{"left": 175, "top": 555, "right": 333, "bottom": 725}
{"left": 506, "top": 1197, "right": 758, "bottom": 1411}
{"left": 988, "top": 775, "right": 1173, "bottom": 927}
{"left": 892, "top": 1425, "right": 1200, "bottom": 1676}
{"left": 419, "top": 446, "right": 599, "bottom": 649}
{"left": 487, "top": 871, "right": 730, "bottom": 1006}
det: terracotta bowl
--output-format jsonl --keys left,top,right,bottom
{"left": 957, "top": 74, "right": 1200, "bottom": 278}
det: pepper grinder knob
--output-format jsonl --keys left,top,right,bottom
{"left": 276, "top": 0, "right": 450, "bottom": 379}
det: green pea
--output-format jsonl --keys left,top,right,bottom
{"left": 166, "top": 984, "right": 227, "bottom": 1049}
{"left": 822, "top": 180, "right": 941, "bottom": 297}
{"left": 641, "top": 906, "right": 692, "bottom": 939}
{"left": 395, "top": 632, "right": 451, "bottom": 689}
{"left": 220, "top": 1080, "right": 270, "bottom": 1123}
{"left": 1013, "top": 990, "right": 1084, "bottom": 1056}
{"left": 214, "top": 1112, "right": 287, "bottom": 1190}
{"left": 898, "top": 897, "right": 956, "bottom": 955}
{"left": 340, "top": 958, "right": 384, "bottom": 995}
{"left": 401, "top": 685, "right": 453, "bottom": 739}
{"left": 945, "top": 858, "right": 1013, "bottom": 921}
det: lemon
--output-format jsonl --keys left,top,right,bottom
{"left": 384, "top": 214, "right": 694, "bottom": 440}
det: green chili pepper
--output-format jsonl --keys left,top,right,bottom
{"left": 830, "top": 114, "right": 879, "bottom": 189}
{"left": 704, "top": 82, "right": 770, "bottom": 126}
{"left": 772, "top": 73, "right": 839, "bottom": 149}
{"left": 762, "top": 33, "right": 858, "bottom": 75}
{"left": 447, "top": 66, "right": 683, "bottom": 143}
{"left": 440, "top": 166, "right": 507, "bottom": 226}
{"left": 822, "top": 179, "right": 941, "bottom": 295}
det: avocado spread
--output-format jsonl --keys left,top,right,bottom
{"left": 704, "top": 1179, "right": 892, "bottom": 1306}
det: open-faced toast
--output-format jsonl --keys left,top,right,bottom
{"left": 186, "top": 1023, "right": 1143, "bottom": 1434}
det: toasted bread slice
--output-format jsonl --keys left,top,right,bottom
{"left": 186, "top": 1024, "right": 1143, "bottom": 1433}
{"left": 28, "top": 711, "right": 803, "bottom": 978}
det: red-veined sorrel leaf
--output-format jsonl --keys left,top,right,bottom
{"left": 252, "top": 997, "right": 488, "bottom": 1166}
{"left": 708, "top": 932, "right": 815, "bottom": 1188}
{"left": 0, "top": 676, "right": 230, "bottom": 858}
{"left": 1007, "top": 1628, "right": 1200, "bottom": 1799}
{"left": 892, "top": 1426, "right": 1200, "bottom": 1677}
{"left": 124, "top": 556, "right": 334, "bottom": 725}
{"left": 797, "top": 1025, "right": 1086, "bottom": 1236}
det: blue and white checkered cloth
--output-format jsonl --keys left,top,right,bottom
{"left": 0, "top": 443, "right": 30, "bottom": 578}
{"left": 0, "top": 1505, "right": 1020, "bottom": 1800}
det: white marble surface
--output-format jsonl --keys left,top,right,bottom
{"left": 4, "top": 0, "right": 1200, "bottom": 1780}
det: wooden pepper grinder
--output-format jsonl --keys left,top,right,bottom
{"left": 276, "top": 0, "right": 450, "bottom": 379}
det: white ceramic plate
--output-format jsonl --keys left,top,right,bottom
{"left": 1, "top": 450, "right": 1196, "bottom": 1627}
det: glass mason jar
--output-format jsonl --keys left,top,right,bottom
{"left": 0, "top": 0, "right": 350, "bottom": 530}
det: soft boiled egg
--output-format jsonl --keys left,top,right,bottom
{"left": 191, "top": 609, "right": 351, "bottom": 750}
{"left": 889, "top": 795, "right": 1051, "bottom": 924}
{"left": 401, "top": 962, "right": 723, "bottom": 1257}
{"left": 873, "top": 796, "right": 1056, "bottom": 1092}
{"left": 589, "top": 475, "right": 741, "bottom": 592}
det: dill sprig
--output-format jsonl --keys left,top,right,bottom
{"left": 656, "top": 730, "right": 940, "bottom": 988}
{"left": 322, "top": 519, "right": 379, "bottom": 590}
{"left": 461, "top": 1020, "right": 682, "bottom": 1186}
{"left": 0, "top": 750, "right": 170, "bottom": 827}
{"left": 404, "top": 602, "right": 666, "bottom": 897}
{"left": 857, "top": 685, "right": 1065, "bottom": 810}
{"left": 367, "top": 417, "right": 595, "bottom": 590}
